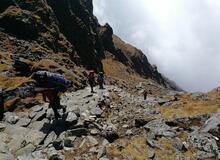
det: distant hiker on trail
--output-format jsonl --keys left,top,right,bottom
{"left": 0, "top": 88, "right": 4, "bottom": 121}
{"left": 31, "top": 71, "right": 71, "bottom": 119}
{"left": 88, "top": 70, "right": 95, "bottom": 93}
{"left": 143, "top": 89, "right": 151, "bottom": 100}
{"left": 97, "top": 72, "right": 104, "bottom": 89}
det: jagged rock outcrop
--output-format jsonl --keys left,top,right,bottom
{"left": 0, "top": 0, "right": 181, "bottom": 110}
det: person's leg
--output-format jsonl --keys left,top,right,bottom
{"left": 100, "top": 82, "right": 104, "bottom": 89}
{"left": 42, "top": 92, "right": 47, "bottom": 102}
{"left": 90, "top": 81, "right": 94, "bottom": 93}
{"left": 45, "top": 90, "right": 61, "bottom": 119}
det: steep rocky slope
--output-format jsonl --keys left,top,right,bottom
{"left": 0, "top": 0, "right": 180, "bottom": 111}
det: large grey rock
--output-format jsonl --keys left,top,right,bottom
{"left": 16, "top": 149, "right": 47, "bottom": 160}
{"left": 32, "top": 105, "right": 43, "bottom": 112}
{"left": 28, "top": 119, "right": 50, "bottom": 133}
{"left": 188, "top": 131, "right": 220, "bottom": 159}
{"left": 44, "top": 131, "right": 57, "bottom": 146}
{"left": 201, "top": 111, "right": 220, "bottom": 133}
{"left": 15, "top": 143, "right": 35, "bottom": 157}
{"left": 4, "top": 125, "right": 45, "bottom": 153}
{"left": 144, "top": 120, "right": 175, "bottom": 138}
{"left": 16, "top": 118, "right": 31, "bottom": 127}
{"left": 4, "top": 112, "right": 19, "bottom": 124}
{"left": 0, "top": 153, "right": 14, "bottom": 160}
{"left": 31, "top": 109, "right": 46, "bottom": 122}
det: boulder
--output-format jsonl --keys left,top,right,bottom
{"left": 16, "top": 117, "right": 31, "bottom": 127}
{"left": 144, "top": 120, "right": 175, "bottom": 138}
{"left": 4, "top": 112, "right": 19, "bottom": 124}
{"left": 4, "top": 125, "right": 45, "bottom": 154}
{"left": 44, "top": 131, "right": 57, "bottom": 146}
{"left": 188, "top": 131, "right": 220, "bottom": 159}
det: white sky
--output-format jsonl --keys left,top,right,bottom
{"left": 93, "top": 0, "right": 220, "bottom": 92}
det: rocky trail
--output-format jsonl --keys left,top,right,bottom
{"left": 1, "top": 84, "right": 220, "bottom": 160}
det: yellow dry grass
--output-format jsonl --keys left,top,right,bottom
{"left": 156, "top": 93, "right": 220, "bottom": 120}
{"left": 106, "top": 136, "right": 148, "bottom": 160}
{"left": 155, "top": 137, "right": 195, "bottom": 160}
{"left": 102, "top": 56, "right": 144, "bottom": 82}
{"left": 0, "top": 76, "right": 33, "bottom": 91}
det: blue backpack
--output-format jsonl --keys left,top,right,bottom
{"left": 33, "top": 71, "right": 70, "bottom": 89}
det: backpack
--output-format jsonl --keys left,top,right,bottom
{"left": 97, "top": 73, "right": 104, "bottom": 82}
{"left": 33, "top": 71, "right": 70, "bottom": 90}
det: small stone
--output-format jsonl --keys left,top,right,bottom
{"left": 126, "top": 130, "right": 133, "bottom": 136}
{"left": 97, "top": 146, "right": 106, "bottom": 159}
{"left": 53, "top": 139, "right": 63, "bottom": 150}
{"left": 46, "top": 108, "right": 54, "bottom": 120}
{"left": 90, "top": 107, "right": 103, "bottom": 117}
{"left": 148, "top": 147, "right": 155, "bottom": 159}
{"left": 65, "top": 112, "right": 78, "bottom": 126}
{"left": 87, "top": 136, "right": 99, "bottom": 146}
{"left": 90, "top": 129, "right": 99, "bottom": 135}
{"left": 64, "top": 139, "right": 74, "bottom": 148}
{"left": 122, "top": 124, "right": 129, "bottom": 128}
{"left": 65, "top": 128, "right": 88, "bottom": 137}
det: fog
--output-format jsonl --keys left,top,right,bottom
{"left": 93, "top": 0, "right": 220, "bottom": 92}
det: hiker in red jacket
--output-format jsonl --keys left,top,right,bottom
{"left": 88, "top": 70, "right": 95, "bottom": 93}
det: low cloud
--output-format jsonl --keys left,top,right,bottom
{"left": 93, "top": 0, "right": 220, "bottom": 92}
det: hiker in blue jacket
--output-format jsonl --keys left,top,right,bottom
{"left": 31, "top": 71, "right": 70, "bottom": 119}
{"left": 97, "top": 72, "right": 104, "bottom": 89}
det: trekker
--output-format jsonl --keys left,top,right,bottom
{"left": 97, "top": 72, "right": 104, "bottom": 89}
{"left": 88, "top": 70, "right": 95, "bottom": 93}
{"left": 0, "top": 88, "right": 4, "bottom": 121}
{"left": 31, "top": 71, "right": 70, "bottom": 119}
{"left": 143, "top": 89, "right": 151, "bottom": 100}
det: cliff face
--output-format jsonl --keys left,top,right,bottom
{"left": 0, "top": 0, "right": 180, "bottom": 110}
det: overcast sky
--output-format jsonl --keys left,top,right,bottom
{"left": 93, "top": 0, "right": 220, "bottom": 92}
